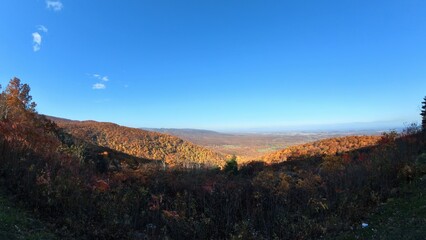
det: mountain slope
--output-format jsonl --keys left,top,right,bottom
{"left": 52, "top": 119, "right": 228, "bottom": 167}
{"left": 261, "top": 135, "right": 381, "bottom": 163}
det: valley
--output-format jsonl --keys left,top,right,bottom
{"left": 145, "top": 128, "right": 383, "bottom": 162}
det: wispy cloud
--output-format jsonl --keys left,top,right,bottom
{"left": 32, "top": 32, "right": 42, "bottom": 52}
{"left": 92, "top": 74, "right": 109, "bottom": 82}
{"left": 37, "top": 25, "right": 48, "bottom": 33}
{"left": 92, "top": 83, "right": 106, "bottom": 90}
{"left": 46, "top": 0, "right": 63, "bottom": 11}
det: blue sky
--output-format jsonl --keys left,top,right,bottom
{"left": 0, "top": 0, "right": 425, "bottom": 131}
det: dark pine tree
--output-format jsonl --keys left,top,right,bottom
{"left": 421, "top": 96, "right": 426, "bottom": 132}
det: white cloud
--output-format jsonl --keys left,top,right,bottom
{"left": 37, "top": 25, "right": 48, "bottom": 33}
{"left": 92, "top": 83, "right": 106, "bottom": 90}
{"left": 46, "top": 0, "right": 63, "bottom": 11}
{"left": 32, "top": 32, "right": 42, "bottom": 52}
{"left": 92, "top": 74, "right": 109, "bottom": 81}
{"left": 90, "top": 74, "right": 109, "bottom": 89}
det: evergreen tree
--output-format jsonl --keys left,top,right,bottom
{"left": 422, "top": 96, "right": 426, "bottom": 132}
{"left": 224, "top": 155, "right": 238, "bottom": 174}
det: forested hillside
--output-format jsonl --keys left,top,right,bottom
{"left": 262, "top": 136, "right": 381, "bottom": 163}
{"left": 52, "top": 119, "right": 228, "bottom": 167}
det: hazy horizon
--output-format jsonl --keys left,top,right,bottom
{"left": 51, "top": 114, "right": 409, "bottom": 133}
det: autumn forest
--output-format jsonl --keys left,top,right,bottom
{"left": 0, "top": 77, "right": 425, "bottom": 239}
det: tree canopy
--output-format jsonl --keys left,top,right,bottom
{"left": 0, "top": 77, "right": 36, "bottom": 121}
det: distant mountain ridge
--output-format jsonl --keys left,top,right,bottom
{"left": 143, "top": 128, "right": 236, "bottom": 144}
{"left": 144, "top": 128, "right": 226, "bottom": 135}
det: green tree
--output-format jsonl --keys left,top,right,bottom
{"left": 224, "top": 155, "right": 238, "bottom": 174}
{"left": 421, "top": 96, "right": 426, "bottom": 132}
